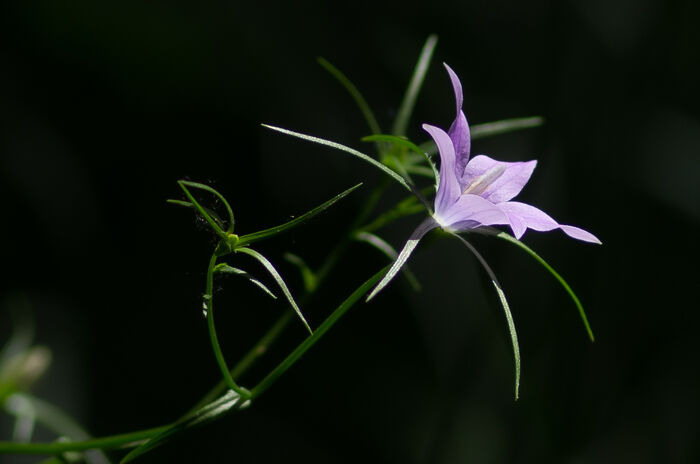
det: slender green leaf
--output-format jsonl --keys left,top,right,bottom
{"left": 491, "top": 281, "right": 520, "bottom": 400}
{"left": 237, "top": 183, "right": 363, "bottom": 247}
{"left": 359, "top": 194, "right": 428, "bottom": 233}
{"left": 284, "top": 253, "right": 317, "bottom": 293}
{"left": 385, "top": 154, "right": 415, "bottom": 186}
{"left": 366, "top": 218, "right": 437, "bottom": 301}
{"left": 471, "top": 116, "right": 544, "bottom": 139}
{"left": 355, "top": 231, "right": 421, "bottom": 291}
{"left": 262, "top": 124, "right": 412, "bottom": 191}
{"left": 236, "top": 247, "right": 312, "bottom": 334}
{"left": 496, "top": 232, "right": 595, "bottom": 341}
{"left": 166, "top": 199, "right": 226, "bottom": 231}
{"left": 405, "top": 166, "right": 436, "bottom": 178}
{"left": 362, "top": 134, "right": 439, "bottom": 186}
{"left": 121, "top": 390, "right": 248, "bottom": 463}
{"left": 177, "top": 182, "right": 225, "bottom": 237}
{"left": 214, "top": 264, "right": 277, "bottom": 299}
{"left": 392, "top": 34, "right": 438, "bottom": 136}
{"left": 450, "top": 233, "right": 520, "bottom": 399}
{"left": 317, "top": 57, "right": 381, "bottom": 135}
{"left": 178, "top": 181, "right": 235, "bottom": 233}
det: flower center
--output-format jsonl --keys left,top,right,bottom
{"left": 462, "top": 165, "right": 506, "bottom": 196}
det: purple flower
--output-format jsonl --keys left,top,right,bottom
{"left": 367, "top": 64, "right": 599, "bottom": 301}
{"left": 427, "top": 64, "right": 600, "bottom": 243}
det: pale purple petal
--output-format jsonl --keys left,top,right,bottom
{"left": 437, "top": 193, "right": 510, "bottom": 230}
{"left": 449, "top": 112, "right": 470, "bottom": 178}
{"left": 444, "top": 63, "right": 463, "bottom": 113}
{"left": 461, "top": 155, "right": 537, "bottom": 203}
{"left": 499, "top": 201, "right": 601, "bottom": 243}
{"left": 559, "top": 225, "right": 602, "bottom": 244}
{"left": 444, "top": 64, "right": 471, "bottom": 175}
{"left": 423, "top": 123, "right": 460, "bottom": 214}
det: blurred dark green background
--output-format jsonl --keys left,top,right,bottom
{"left": 1, "top": 1, "right": 699, "bottom": 462}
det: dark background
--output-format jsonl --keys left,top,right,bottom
{"left": 2, "top": 1, "right": 699, "bottom": 462}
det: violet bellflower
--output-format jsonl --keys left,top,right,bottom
{"left": 367, "top": 64, "right": 600, "bottom": 301}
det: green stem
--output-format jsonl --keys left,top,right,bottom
{"left": 188, "top": 311, "right": 294, "bottom": 412}
{"left": 205, "top": 252, "right": 249, "bottom": 398}
{"left": 187, "top": 181, "right": 390, "bottom": 412}
{"left": 250, "top": 266, "right": 387, "bottom": 399}
{"left": 0, "top": 426, "right": 168, "bottom": 454}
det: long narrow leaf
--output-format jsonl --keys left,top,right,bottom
{"left": 178, "top": 181, "right": 235, "bottom": 233}
{"left": 214, "top": 264, "right": 277, "bottom": 299}
{"left": 366, "top": 218, "right": 437, "bottom": 301}
{"left": 355, "top": 231, "right": 421, "bottom": 291}
{"left": 262, "top": 124, "right": 412, "bottom": 191}
{"left": 166, "top": 199, "right": 227, "bottom": 231}
{"left": 451, "top": 233, "right": 520, "bottom": 399}
{"left": 177, "top": 183, "right": 225, "bottom": 237}
{"left": 236, "top": 247, "right": 312, "bottom": 334}
{"left": 121, "top": 390, "right": 248, "bottom": 463}
{"left": 471, "top": 116, "right": 544, "bottom": 140}
{"left": 392, "top": 34, "right": 438, "bottom": 136}
{"left": 362, "top": 134, "right": 439, "bottom": 187}
{"left": 359, "top": 194, "right": 428, "bottom": 233}
{"left": 237, "top": 183, "right": 363, "bottom": 247}
{"left": 284, "top": 253, "right": 317, "bottom": 293}
{"left": 317, "top": 57, "right": 381, "bottom": 135}
{"left": 491, "top": 281, "right": 521, "bottom": 400}
{"left": 496, "top": 232, "right": 595, "bottom": 341}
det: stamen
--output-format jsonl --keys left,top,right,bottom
{"left": 462, "top": 165, "right": 506, "bottom": 195}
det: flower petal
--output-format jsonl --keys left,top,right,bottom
{"left": 437, "top": 193, "right": 510, "bottom": 230}
{"left": 444, "top": 64, "right": 471, "bottom": 175}
{"left": 499, "top": 201, "right": 601, "bottom": 243}
{"left": 423, "top": 123, "right": 461, "bottom": 214}
{"left": 461, "top": 155, "right": 537, "bottom": 203}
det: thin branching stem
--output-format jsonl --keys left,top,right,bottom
{"left": 205, "top": 252, "right": 249, "bottom": 398}
{"left": 0, "top": 426, "right": 168, "bottom": 454}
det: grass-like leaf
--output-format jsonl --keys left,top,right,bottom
{"left": 236, "top": 247, "right": 312, "bottom": 334}
{"left": 451, "top": 233, "right": 520, "bottom": 399}
{"left": 177, "top": 182, "right": 228, "bottom": 237}
{"left": 359, "top": 194, "right": 428, "bottom": 233}
{"left": 362, "top": 134, "right": 439, "bottom": 187}
{"left": 491, "top": 281, "right": 520, "bottom": 400}
{"left": 366, "top": 218, "right": 436, "bottom": 301}
{"left": 355, "top": 231, "right": 421, "bottom": 291}
{"left": 392, "top": 34, "right": 438, "bottom": 136}
{"left": 121, "top": 390, "right": 248, "bottom": 463}
{"left": 284, "top": 253, "right": 317, "bottom": 293}
{"left": 178, "top": 181, "right": 235, "bottom": 232}
{"left": 471, "top": 116, "right": 544, "bottom": 140}
{"left": 496, "top": 232, "right": 595, "bottom": 341}
{"left": 262, "top": 124, "right": 412, "bottom": 192}
{"left": 166, "top": 199, "right": 227, "bottom": 231}
{"left": 214, "top": 264, "right": 277, "bottom": 299}
{"left": 317, "top": 57, "right": 381, "bottom": 136}
{"left": 237, "top": 183, "right": 363, "bottom": 247}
